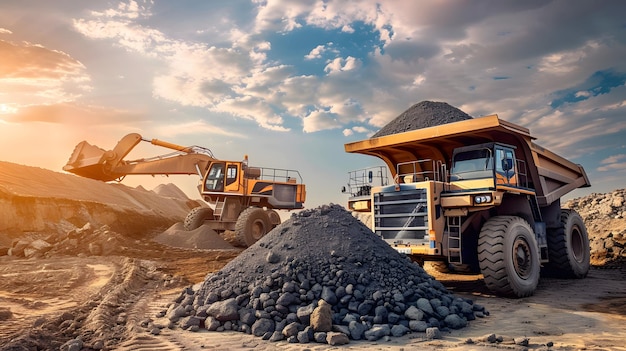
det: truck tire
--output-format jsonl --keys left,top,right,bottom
{"left": 235, "top": 207, "right": 271, "bottom": 247}
{"left": 543, "top": 209, "right": 590, "bottom": 278}
{"left": 425, "top": 261, "right": 450, "bottom": 273}
{"left": 184, "top": 207, "right": 214, "bottom": 231}
{"left": 266, "top": 209, "right": 281, "bottom": 227}
{"left": 478, "top": 216, "right": 540, "bottom": 298}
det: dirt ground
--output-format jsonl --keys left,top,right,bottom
{"left": 1, "top": 162, "right": 625, "bottom": 350}
{"left": 1, "top": 238, "right": 624, "bottom": 351}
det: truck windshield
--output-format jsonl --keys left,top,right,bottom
{"left": 451, "top": 148, "right": 493, "bottom": 180}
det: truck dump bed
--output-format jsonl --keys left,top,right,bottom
{"left": 344, "top": 114, "right": 590, "bottom": 207}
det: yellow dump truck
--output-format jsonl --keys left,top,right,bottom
{"left": 344, "top": 114, "right": 591, "bottom": 297}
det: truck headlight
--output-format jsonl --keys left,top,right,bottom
{"left": 474, "top": 194, "right": 493, "bottom": 204}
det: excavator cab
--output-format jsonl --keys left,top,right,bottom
{"left": 202, "top": 161, "right": 243, "bottom": 193}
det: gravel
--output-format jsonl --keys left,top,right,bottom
{"left": 166, "top": 204, "right": 486, "bottom": 344}
{"left": 372, "top": 101, "right": 472, "bottom": 138}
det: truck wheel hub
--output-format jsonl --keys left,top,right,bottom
{"left": 513, "top": 236, "right": 532, "bottom": 279}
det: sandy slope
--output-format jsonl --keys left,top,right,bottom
{"left": 0, "top": 161, "right": 200, "bottom": 237}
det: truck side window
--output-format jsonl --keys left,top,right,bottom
{"left": 495, "top": 147, "right": 516, "bottom": 185}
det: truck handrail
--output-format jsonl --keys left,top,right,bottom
{"left": 343, "top": 166, "right": 389, "bottom": 197}
{"left": 396, "top": 159, "right": 445, "bottom": 183}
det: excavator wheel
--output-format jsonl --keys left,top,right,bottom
{"left": 235, "top": 207, "right": 271, "bottom": 247}
{"left": 478, "top": 216, "right": 540, "bottom": 298}
{"left": 542, "top": 209, "right": 590, "bottom": 278}
{"left": 184, "top": 207, "right": 215, "bottom": 231}
{"left": 266, "top": 209, "right": 281, "bottom": 227}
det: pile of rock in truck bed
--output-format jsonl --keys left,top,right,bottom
{"left": 163, "top": 205, "right": 487, "bottom": 345}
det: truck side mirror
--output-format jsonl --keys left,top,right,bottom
{"left": 502, "top": 158, "right": 513, "bottom": 171}
{"left": 368, "top": 171, "right": 373, "bottom": 183}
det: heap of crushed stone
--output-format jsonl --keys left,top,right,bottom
{"left": 372, "top": 101, "right": 472, "bottom": 138}
{"left": 163, "top": 204, "right": 486, "bottom": 344}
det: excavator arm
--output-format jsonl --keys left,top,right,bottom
{"left": 63, "top": 133, "right": 216, "bottom": 182}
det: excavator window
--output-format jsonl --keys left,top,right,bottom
{"left": 226, "top": 164, "right": 238, "bottom": 186}
{"left": 205, "top": 163, "right": 225, "bottom": 191}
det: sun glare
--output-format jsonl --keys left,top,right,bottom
{"left": 0, "top": 104, "right": 17, "bottom": 114}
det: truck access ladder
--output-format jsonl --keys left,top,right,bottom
{"left": 447, "top": 216, "right": 462, "bottom": 263}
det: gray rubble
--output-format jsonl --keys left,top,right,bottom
{"left": 165, "top": 204, "right": 487, "bottom": 345}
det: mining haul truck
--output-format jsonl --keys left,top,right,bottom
{"left": 63, "top": 133, "right": 306, "bottom": 247}
{"left": 343, "top": 114, "right": 591, "bottom": 297}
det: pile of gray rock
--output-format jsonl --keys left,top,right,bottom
{"left": 372, "top": 101, "right": 472, "bottom": 138}
{"left": 163, "top": 204, "right": 486, "bottom": 345}
{"left": 566, "top": 189, "right": 626, "bottom": 265}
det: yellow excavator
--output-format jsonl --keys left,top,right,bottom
{"left": 63, "top": 133, "right": 306, "bottom": 247}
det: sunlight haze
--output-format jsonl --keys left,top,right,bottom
{"left": 1, "top": 0, "right": 625, "bottom": 207}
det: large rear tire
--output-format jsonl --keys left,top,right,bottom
{"left": 478, "top": 216, "right": 540, "bottom": 298}
{"left": 543, "top": 209, "right": 590, "bottom": 278}
{"left": 184, "top": 207, "right": 214, "bottom": 231}
{"left": 235, "top": 207, "right": 271, "bottom": 247}
{"left": 266, "top": 209, "right": 281, "bottom": 227}
{"left": 425, "top": 261, "right": 450, "bottom": 274}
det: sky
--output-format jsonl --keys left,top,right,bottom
{"left": 0, "top": 0, "right": 625, "bottom": 209}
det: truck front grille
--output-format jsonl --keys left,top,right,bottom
{"left": 373, "top": 188, "right": 429, "bottom": 244}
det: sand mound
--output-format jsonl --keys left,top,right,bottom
{"left": 153, "top": 183, "right": 190, "bottom": 201}
{"left": 372, "top": 101, "right": 472, "bottom": 138}
{"left": 0, "top": 161, "right": 200, "bottom": 237}
{"left": 154, "top": 222, "right": 237, "bottom": 250}
{"left": 164, "top": 204, "right": 485, "bottom": 345}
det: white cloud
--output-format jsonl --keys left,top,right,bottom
{"left": 303, "top": 109, "right": 340, "bottom": 133}
{"left": 324, "top": 56, "right": 360, "bottom": 74}
{"left": 0, "top": 39, "right": 91, "bottom": 107}
{"left": 70, "top": 0, "right": 626, "bottom": 160}
{"left": 305, "top": 44, "right": 326, "bottom": 60}
{"left": 342, "top": 125, "right": 372, "bottom": 137}
{"left": 351, "top": 126, "right": 370, "bottom": 134}
{"left": 602, "top": 154, "right": 626, "bottom": 164}
{"left": 154, "top": 119, "right": 246, "bottom": 138}
{"left": 214, "top": 96, "right": 289, "bottom": 132}
{"left": 341, "top": 24, "right": 354, "bottom": 33}
{"left": 598, "top": 154, "right": 626, "bottom": 172}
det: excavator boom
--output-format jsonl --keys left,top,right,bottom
{"left": 63, "top": 133, "right": 216, "bottom": 181}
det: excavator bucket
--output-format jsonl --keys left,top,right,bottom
{"left": 63, "top": 133, "right": 143, "bottom": 181}
{"left": 63, "top": 141, "right": 119, "bottom": 181}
